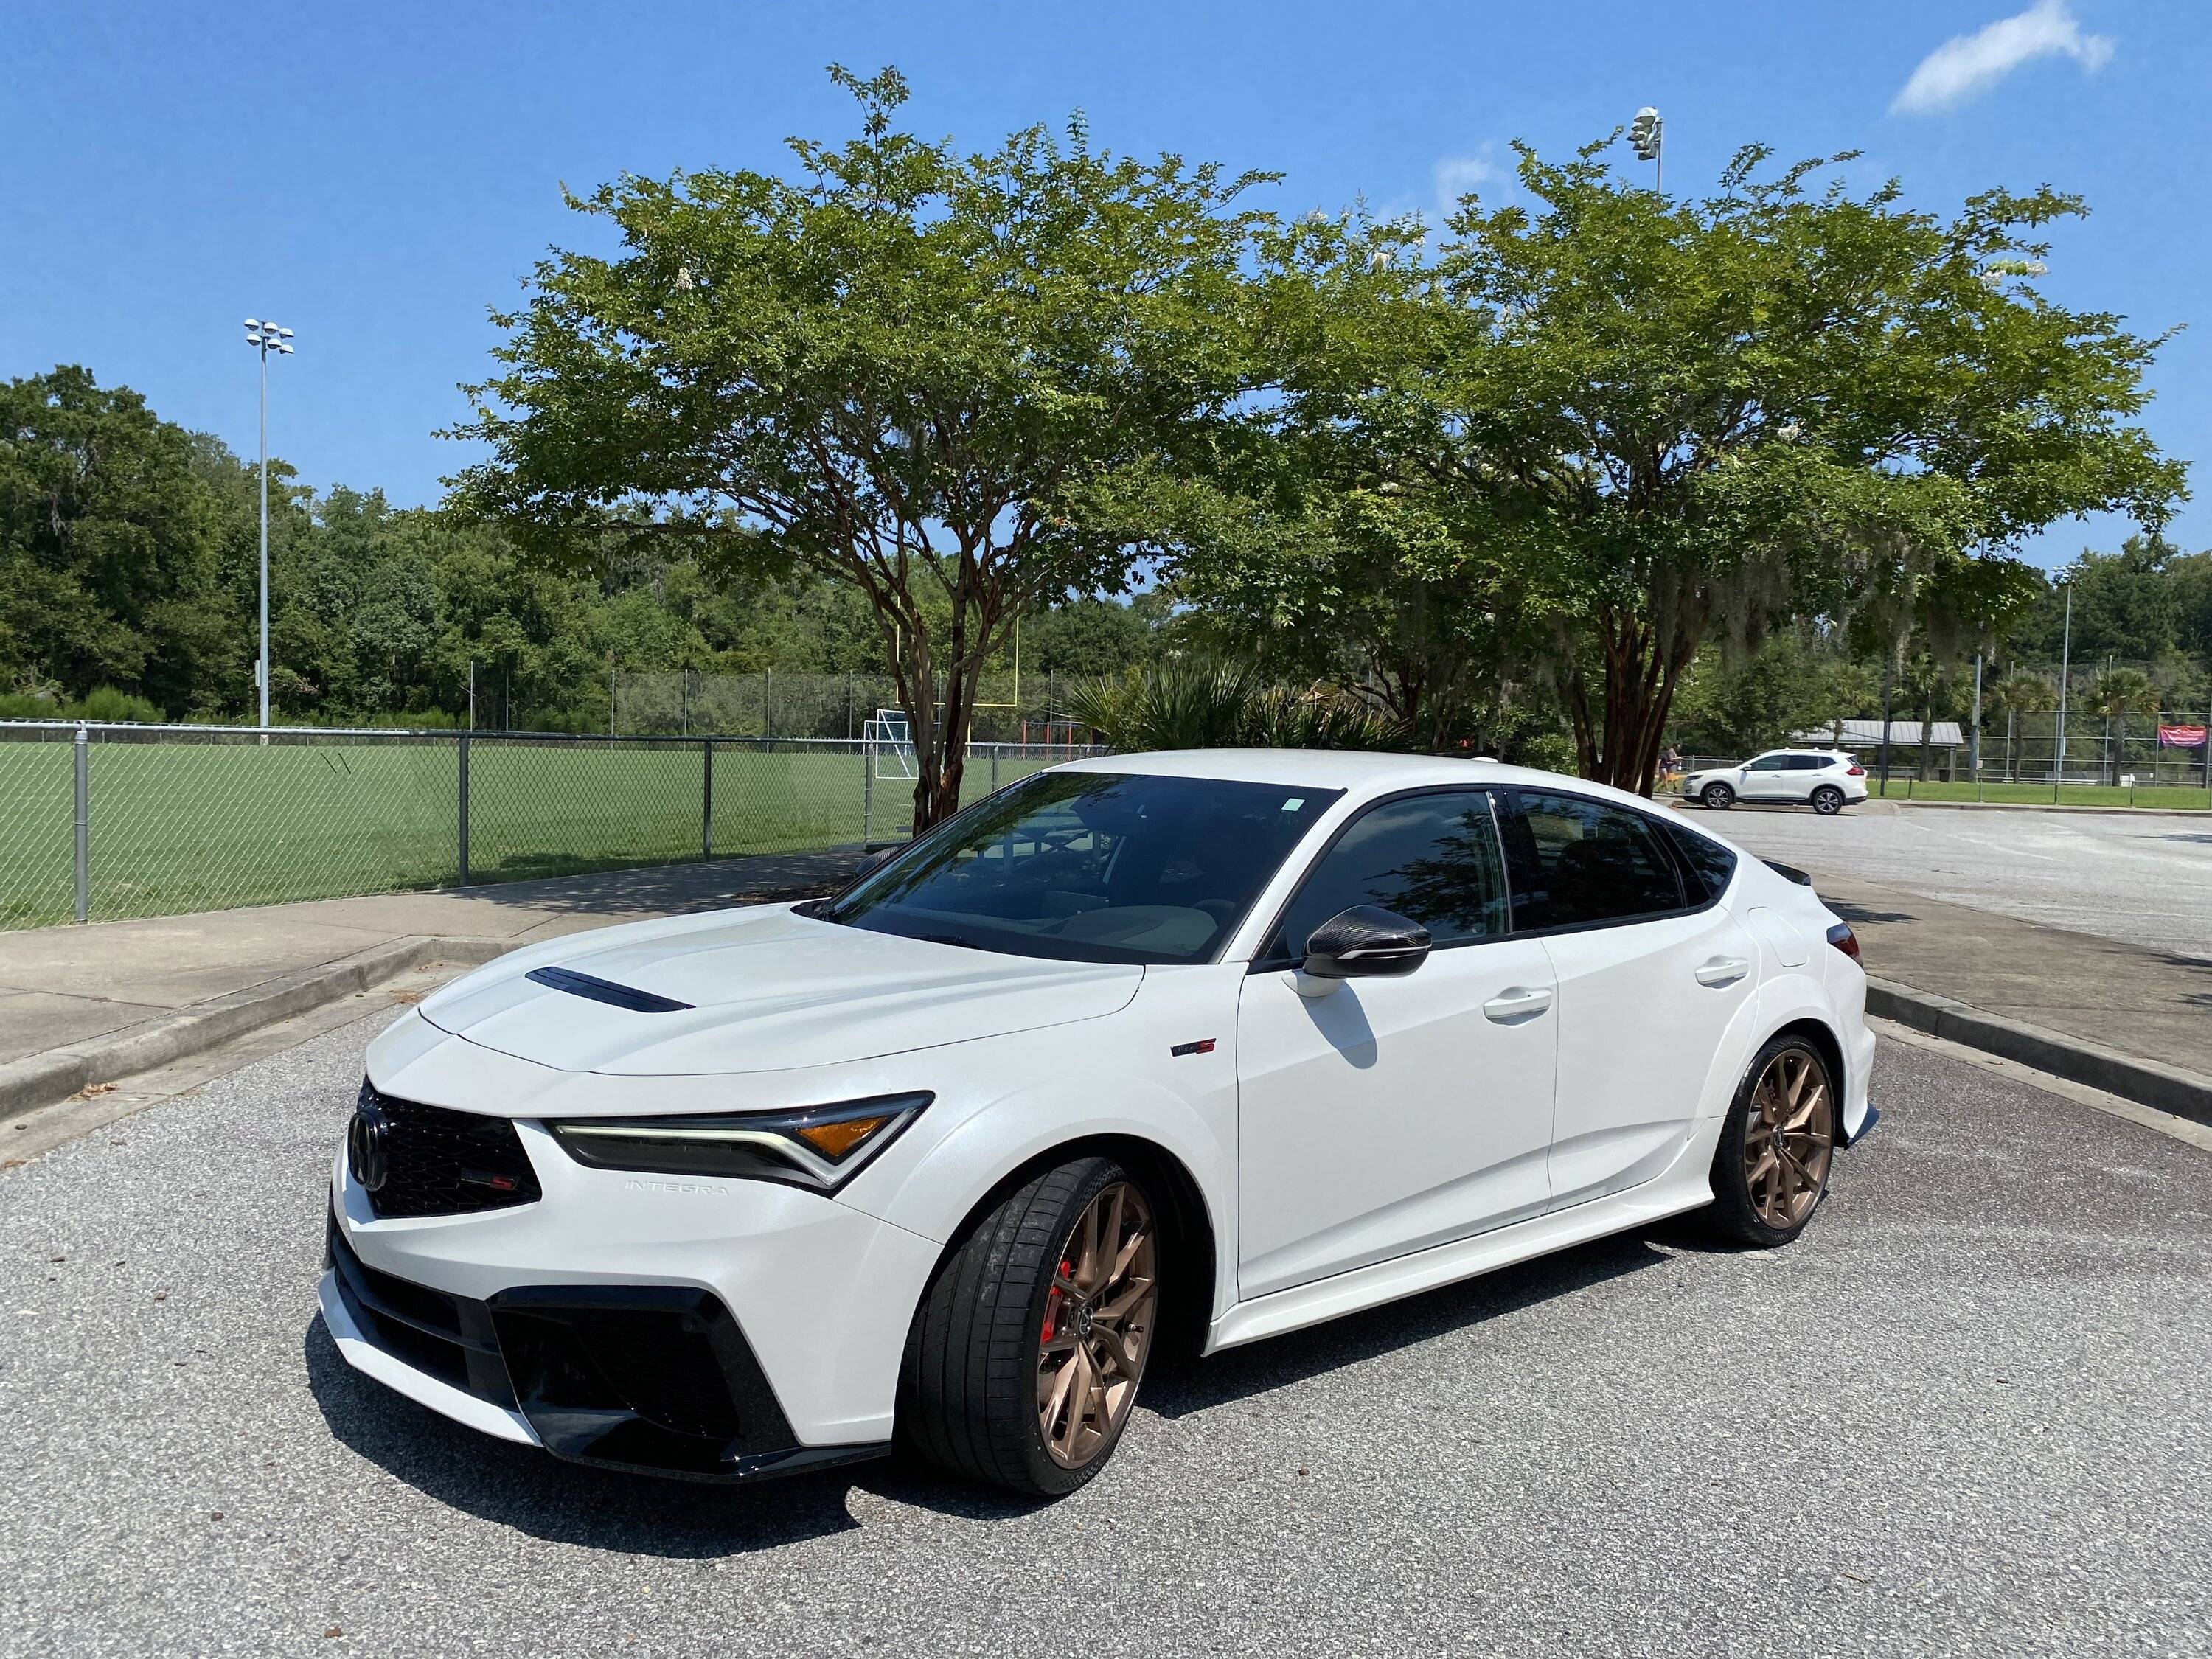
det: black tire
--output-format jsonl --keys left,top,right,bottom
{"left": 1700, "top": 782, "right": 1735, "bottom": 810}
{"left": 1810, "top": 785, "right": 1845, "bottom": 815}
{"left": 897, "top": 1155, "right": 1159, "bottom": 1497}
{"left": 1703, "top": 1033, "right": 1837, "bottom": 1248}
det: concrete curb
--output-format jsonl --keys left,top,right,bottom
{"left": 1865, "top": 975, "right": 2212, "bottom": 1127}
{"left": 0, "top": 935, "right": 500, "bottom": 1125}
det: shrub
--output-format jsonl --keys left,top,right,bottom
{"left": 72, "top": 686, "right": 167, "bottom": 724}
{"left": 1063, "top": 661, "right": 1400, "bottom": 751}
{"left": 0, "top": 686, "right": 166, "bottom": 724}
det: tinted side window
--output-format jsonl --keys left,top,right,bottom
{"left": 1264, "top": 791, "right": 1508, "bottom": 963}
{"left": 1786, "top": 755, "right": 1825, "bottom": 771}
{"left": 1663, "top": 821, "right": 1739, "bottom": 904}
{"left": 1504, "top": 792, "right": 1684, "bottom": 930}
{"left": 1745, "top": 756, "right": 1789, "bottom": 771}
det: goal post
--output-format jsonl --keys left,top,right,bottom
{"left": 866, "top": 709, "right": 917, "bottom": 782}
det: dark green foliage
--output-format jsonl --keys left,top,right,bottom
{"left": 2008, "top": 535, "right": 2185, "bottom": 661}
{"left": 1, "top": 365, "right": 1164, "bottom": 728}
{"left": 1061, "top": 658, "right": 1397, "bottom": 751}
{"left": 453, "top": 66, "right": 1270, "bottom": 827}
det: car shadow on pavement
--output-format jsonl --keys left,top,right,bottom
{"left": 303, "top": 1316, "right": 873, "bottom": 1556}
{"left": 1141, "top": 1229, "right": 1674, "bottom": 1421}
{"left": 304, "top": 1232, "right": 1684, "bottom": 1542}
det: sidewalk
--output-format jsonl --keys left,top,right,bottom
{"left": 0, "top": 850, "right": 863, "bottom": 1116}
{"left": 1811, "top": 870, "right": 2212, "bottom": 1116}
{"left": 4, "top": 839, "right": 2207, "bottom": 1130}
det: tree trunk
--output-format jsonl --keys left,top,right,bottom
{"left": 1568, "top": 611, "right": 1692, "bottom": 797}
{"left": 915, "top": 663, "right": 978, "bottom": 833}
{"left": 902, "top": 557, "right": 1006, "bottom": 834}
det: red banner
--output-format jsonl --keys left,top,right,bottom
{"left": 2157, "top": 725, "right": 2208, "bottom": 748}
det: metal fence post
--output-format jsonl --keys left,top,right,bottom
{"left": 73, "top": 725, "right": 90, "bottom": 924}
{"left": 702, "top": 738, "right": 714, "bottom": 860}
{"left": 862, "top": 736, "right": 874, "bottom": 846}
{"left": 458, "top": 731, "right": 472, "bottom": 886}
{"left": 991, "top": 745, "right": 1000, "bottom": 791}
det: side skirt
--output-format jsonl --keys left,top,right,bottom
{"left": 1201, "top": 1167, "right": 1714, "bottom": 1355}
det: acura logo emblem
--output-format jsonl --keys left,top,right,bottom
{"left": 349, "top": 1090, "right": 391, "bottom": 1193}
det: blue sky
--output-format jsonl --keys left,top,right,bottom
{"left": 4, "top": 0, "right": 2205, "bottom": 568}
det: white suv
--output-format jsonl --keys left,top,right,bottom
{"left": 1686, "top": 750, "right": 1868, "bottom": 815}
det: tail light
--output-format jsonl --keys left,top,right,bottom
{"left": 1826, "top": 922, "right": 1861, "bottom": 962}
{"left": 1846, "top": 765, "right": 1865, "bottom": 776}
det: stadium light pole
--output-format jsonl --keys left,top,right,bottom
{"left": 243, "top": 319, "right": 294, "bottom": 729}
{"left": 1630, "top": 106, "right": 1663, "bottom": 192}
{"left": 2055, "top": 582, "right": 2073, "bottom": 785}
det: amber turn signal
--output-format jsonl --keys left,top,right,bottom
{"left": 792, "top": 1115, "right": 894, "bottom": 1161}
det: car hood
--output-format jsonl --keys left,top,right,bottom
{"left": 416, "top": 905, "right": 1144, "bottom": 1077}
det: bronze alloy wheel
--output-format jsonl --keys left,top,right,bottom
{"left": 1036, "top": 1179, "right": 1158, "bottom": 1470}
{"left": 1744, "top": 1048, "right": 1835, "bottom": 1229}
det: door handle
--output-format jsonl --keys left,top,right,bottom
{"left": 1694, "top": 956, "right": 1750, "bottom": 988}
{"left": 1482, "top": 985, "right": 1554, "bottom": 1023}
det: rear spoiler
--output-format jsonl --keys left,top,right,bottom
{"left": 1764, "top": 859, "right": 1814, "bottom": 888}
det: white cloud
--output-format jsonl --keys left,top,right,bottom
{"left": 1891, "top": 0, "right": 2114, "bottom": 115}
{"left": 1433, "top": 152, "right": 1498, "bottom": 215}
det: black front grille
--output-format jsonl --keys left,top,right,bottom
{"left": 356, "top": 1079, "right": 542, "bottom": 1220}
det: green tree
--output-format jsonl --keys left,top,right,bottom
{"left": 1394, "top": 139, "right": 2182, "bottom": 794}
{"left": 1007, "top": 594, "right": 1168, "bottom": 680}
{"left": 2161, "top": 549, "right": 2212, "bottom": 672}
{"left": 2083, "top": 664, "right": 2161, "bottom": 783}
{"left": 1133, "top": 203, "right": 1545, "bottom": 754}
{"left": 1986, "top": 668, "right": 2059, "bottom": 781}
{"left": 0, "top": 366, "right": 252, "bottom": 713}
{"left": 453, "top": 66, "right": 1268, "bottom": 827}
{"left": 2010, "top": 536, "right": 2182, "bottom": 663}
{"left": 1668, "top": 636, "right": 1851, "bottom": 758}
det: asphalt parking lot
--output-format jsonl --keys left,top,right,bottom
{"left": 1686, "top": 801, "right": 2212, "bottom": 959}
{"left": 4, "top": 1012, "right": 2209, "bottom": 1658}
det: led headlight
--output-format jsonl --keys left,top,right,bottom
{"left": 546, "top": 1093, "right": 931, "bottom": 1193}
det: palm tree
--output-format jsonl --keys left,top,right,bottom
{"left": 2084, "top": 667, "right": 2161, "bottom": 785}
{"left": 1986, "top": 670, "right": 2057, "bottom": 782}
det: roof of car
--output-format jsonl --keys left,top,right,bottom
{"left": 1691, "top": 749, "right": 1845, "bottom": 765}
{"left": 1046, "top": 748, "right": 1743, "bottom": 853}
{"left": 1049, "top": 748, "right": 1666, "bottom": 808}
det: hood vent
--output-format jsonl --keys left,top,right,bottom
{"left": 525, "top": 965, "right": 694, "bottom": 1014}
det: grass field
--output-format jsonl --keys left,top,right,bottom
{"left": 1867, "top": 777, "right": 2212, "bottom": 809}
{"left": 0, "top": 734, "right": 1068, "bottom": 931}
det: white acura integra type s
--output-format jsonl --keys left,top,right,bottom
{"left": 324, "top": 751, "right": 1876, "bottom": 1496}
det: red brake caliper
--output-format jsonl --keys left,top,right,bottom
{"left": 1043, "top": 1256, "right": 1073, "bottom": 1343}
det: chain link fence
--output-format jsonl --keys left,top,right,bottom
{"left": 611, "top": 669, "right": 1094, "bottom": 746}
{"left": 0, "top": 722, "right": 1103, "bottom": 932}
{"left": 1655, "top": 714, "right": 2212, "bottom": 807}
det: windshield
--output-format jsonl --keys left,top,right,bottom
{"left": 821, "top": 771, "right": 1343, "bottom": 965}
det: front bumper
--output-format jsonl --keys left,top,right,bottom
{"left": 323, "top": 1121, "right": 942, "bottom": 1480}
